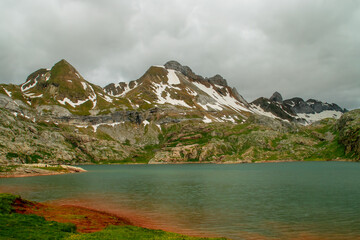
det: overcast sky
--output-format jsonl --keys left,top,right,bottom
{"left": 1, "top": 0, "right": 359, "bottom": 109}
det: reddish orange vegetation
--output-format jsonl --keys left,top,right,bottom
{"left": 12, "top": 198, "right": 132, "bottom": 233}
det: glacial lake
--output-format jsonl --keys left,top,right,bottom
{"left": 1, "top": 162, "right": 360, "bottom": 240}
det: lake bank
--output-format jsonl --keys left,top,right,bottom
{"left": 0, "top": 193, "right": 225, "bottom": 239}
{"left": 1, "top": 159, "right": 357, "bottom": 178}
{"left": 0, "top": 164, "right": 86, "bottom": 178}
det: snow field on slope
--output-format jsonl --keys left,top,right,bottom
{"left": 153, "top": 82, "right": 193, "bottom": 108}
{"left": 58, "top": 98, "right": 89, "bottom": 108}
{"left": 193, "top": 82, "right": 250, "bottom": 113}
{"left": 298, "top": 110, "right": 342, "bottom": 125}
{"left": 167, "top": 69, "right": 181, "bottom": 85}
{"left": 250, "top": 104, "right": 279, "bottom": 119}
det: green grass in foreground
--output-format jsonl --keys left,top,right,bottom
{"left": 67, "top": 225, "right": 226, "bottom": 240}
{"left": 0, "top": 194, "right": 226, "bottom": 240}
{"left": 0, "top": 193, "right": 76, "bottom": 240}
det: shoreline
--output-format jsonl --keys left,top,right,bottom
{"left": 3, "top": 194, "right": 223, "bottom": 239}
{"left": 1, "top": 159, "right": 357, "bottom": 178}
{"left": 47, "top": 198, "right": 224, "bottom": 239}
{"left": 0, "top": 164, "right": 86, "bottom": 178}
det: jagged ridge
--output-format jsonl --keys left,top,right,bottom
{"left": 251, "top": 92, "right": 346, "bottom": 125}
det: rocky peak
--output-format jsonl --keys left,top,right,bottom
{"left": 283, "top": 97, "right": 314, "bottom": 114}
{"left": 269, "top": 92, "right": 283, "bottom": 103}
{"left": 207, "top": 74, "right": 228, "bottom": 87}
{"left": 164, "top": 60, "right": 198, "bottom": 80}
{"left": 306, "top": 99, "right": 346, "bottom": 113}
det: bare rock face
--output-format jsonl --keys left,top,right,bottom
{"left": 164, "top": 60, "right": 203, "bottom": 81}
{"left": 270, "top": 92, "right": 283, "bottom": 103}
{"left": 336, "top": 109, "right": 360, "bottom": 159}
{"left": 207, "top": 74, "right": 228, "bottom": 87}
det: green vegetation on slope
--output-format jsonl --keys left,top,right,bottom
{"left": 152, "top": 115, "right": 356, "bottom": 163}
{"left": 0, "top": 104, "right": 359, "bottom": 166}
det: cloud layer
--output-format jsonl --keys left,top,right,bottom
{"left": 1, "top": 0, "right": 359, "bottom": 109}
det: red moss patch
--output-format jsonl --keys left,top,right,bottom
{"left": 12, "top": 198, "right": 132, "bottom": 233}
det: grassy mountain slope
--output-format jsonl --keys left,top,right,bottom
{"left": 0, "top": 105, "right": 358, "bottom": 166}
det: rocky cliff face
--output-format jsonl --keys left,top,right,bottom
{"left": 336, "top": 110, "right": 360, "bottom": 159}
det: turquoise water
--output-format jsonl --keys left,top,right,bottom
{"left": 1, "top": 162, "right": 360, "bottom": 239}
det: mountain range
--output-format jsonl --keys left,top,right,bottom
{"left": 0, "top": 59, "right": 358, "bottom": 166}
{"left": 0, "top": 59, "right": 346, "bottom": 125}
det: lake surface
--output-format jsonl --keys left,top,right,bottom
{"left": 1, "top": 162, "right": 360, "bottom": 239}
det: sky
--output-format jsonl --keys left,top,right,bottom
{"left": 0, "top": 0, "right": 359, "bottom": 109}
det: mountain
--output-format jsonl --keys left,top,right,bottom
{"left": 104, "top": 60, "right": 251, "bottom": 123}
{"left": 251, "top": 92, "right": 346, "bottom": 125}
{"left": 0, "top": 59, "right": 346, "bottom": 126}
{"left": 0, "top": 59, "right": 358, "bottom": 166}
{"left": 0, "top": 60, "right": 133, "bottom": 117}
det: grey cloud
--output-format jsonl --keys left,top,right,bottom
{"left": 0, "top": 0, "right": 359, "bottom": 109}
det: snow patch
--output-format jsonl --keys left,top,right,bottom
{"left": 198, "top": 102, "right": 223, "bottom": 111}
{"left": 193, "top": 82, "right": 250, "bottom": 113}
{"left": 186, "top": 88, "right": 197, "bottom": 96}
{"left": 153, "top": 65, "right": 165, "bottom": 69}
{"left": 58, "top": 98, "right": 89, "bottom": 108}
{"left": 87, "top": 84, "right": 97, "bottom": 109}
{"left": 3, "top": 88, "right": 12, "bottom": 97}
{"left": 29, "top": 94, "right": 43, "bottom": 99}
{"left": 287, "top": 101, "right": 295, "bottom": 107}
{"left": 92, "top": 122, "right": 125, "bottom": 132}
{"left": 101, "top": 94, "right": 113, "bottom": 103}
{"left": 112, "top": 81, "right": 139, "bottom": 97}
{"left": 298, "top": 111, "right": 343, "bottom": 125}
{"left": 67, "top": 80, "right": 72, "bottom": 83}
{"left": 250, "top": 104, "right": 279, "bottom": 119}
{"left": 202, "top": 116, "right": 213, "bottom": 123}
{"left": 153, "top": 83, "right": 194, "bottom": 108}
{"left": 143, "top": 120, "right": 150, "bottom": 127}
{"left": 156, "top": 124, "right": 161, "bottom": 131}
{"left": 81, "top": 82, "right": 88, "bottom": 90}
{"left": 21, "top": 78, "right": 38, "bottom": 92}
{"left": 75, "top": 73, "right": 81, "bottom": 78}
{"left": 221, "top": 115, "right": 236, "bottom": 123}
{"left": 167, "top": 69, "right": 181, "bottom": 85}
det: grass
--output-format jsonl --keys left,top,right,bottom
{"left": 0, "top": 194, "right": 226, "bottom": 240}
{"left": 0, "top": 165, "right": 19, "bottom": 173}
{"left": 67, "top": 225, "right": 226, "bottom": 240}
{"left": 34, "top": 166, "right": 66, "bottom": 172}
{"left": 0, "top": 193, "right": 76, "bottom": 239}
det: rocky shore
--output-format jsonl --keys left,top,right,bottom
{"left": 0, "top": 164, "right": 86, "bottom": 178}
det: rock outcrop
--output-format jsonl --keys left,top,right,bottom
{"left": 336, "top": 109, "right": 360, "bottom": 159}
